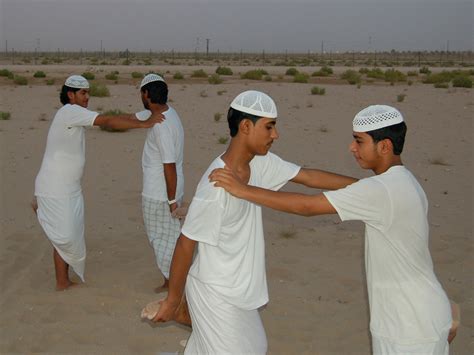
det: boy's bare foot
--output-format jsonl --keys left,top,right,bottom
{"left": 56, "top": 281, "right": 79, "bottom": 291}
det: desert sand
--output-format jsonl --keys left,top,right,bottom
{"left": 0, "top": 64, "right": 472, "bottom": 354}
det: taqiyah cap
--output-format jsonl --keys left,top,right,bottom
{"left": 230, "top": 90, "right": 277, "bottom": 118}
{"left": 353, "top": 105, "right": 404, "bottom": 132}
{"left": 65, "top": 75, "right": 89, "bottom": 89}
{"left": 140, "top": 73, "right": 165, "bottom": 88}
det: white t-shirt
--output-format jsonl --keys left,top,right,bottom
{"left": 324, "top": 165, "right": 452, "bottom": 344}
{"left": 137, "top": 108, "right": 184, "bottom": 201}
{"left": 35, "top": 104, "right": 98, "bottom": 197}
{"left": 182, "top": 152, "right": 300, "bottom": 310}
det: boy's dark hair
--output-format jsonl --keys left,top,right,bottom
{"left": 367, "top": 121, "right": 407, "bottom": 155}
{"left": 60, "top": 85, "right": 80, "bottom": 105}
{"left": 141, "top": 81, "right": 168, "bottom": 105}
{"left": 227, "top": 107, "right": 262, "bottom": 137}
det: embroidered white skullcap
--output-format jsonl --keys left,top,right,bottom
{"left": 230, "top": 90, "right": 277, "bottom": 119}
{"left": 140, "top": 73, "right": 165, "bottom": 88}
{"left": 353, "top": 105, "right": 404, "bottom": 132}
{"left": 64, "top": 75, "right": 89, "bottom": 89}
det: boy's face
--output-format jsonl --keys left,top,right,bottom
{"left": 349, "top": 131, "right": 382, "bottom": 170}
{"left": 68, "top": 89, "right": 90, "bottom": 108}
{"left": 248, "top": 117, "right": 279, "bottom": 155}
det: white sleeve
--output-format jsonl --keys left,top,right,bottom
{"left": 257, "top": 152, "right": 301, "bottom": 191}
{"left": 66, "top": 105, "right": 98, "bottom": 127}
{"left": 135, "top": 110, "right": 151, "bottom": 121}
{"left": 181, "top": 183, "right": 225, "bottom": 246}
{"left": 323, "top": 178, "right": 388, "bottom": 228}
{"left": 156, "top": 124, "right": 176, "bottom": 163}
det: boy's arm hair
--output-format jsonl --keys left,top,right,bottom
{"left": 291, "top": 168, "right": 357, "bottom": 190}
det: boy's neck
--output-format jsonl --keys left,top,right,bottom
{"left": 148, "top": 103, "right": 168, "bottom": 114}
{"left": 220, "top": 138, "right": 255, "bottom": 183}
{"left": 373, "top": 156, "right": 403, "bottom": 175}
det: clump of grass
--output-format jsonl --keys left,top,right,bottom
{"left": 359, "top": 67, "right": 369, "bottom": 74}
{"left": 264, "top": 75, "right": 272, "bottom": 82}
{"left": 218, "top": 136, "right": 229, "bottom": 144}
{"left": 385, "top": 69, "right": 406, "bottom": 83}
{"left": 191, "top": 69, "right": 208, "bottom": 78}
{"left": 452, "top": 76, "right": 472, "bottom": 88}
{"left": 429, "top": 158, "right": 450, "bottom": 166}
{"left": 285, "top": 67, "right": 299, "bottom": 76}
{"left": 311, "top": 86, "right": 326, "bottom": 95}
{"left": 14, "top": 75, "right": 28, "bottom": 85}
{"left": 173, "top": 72, "right": 184, "bottom": 80}
{"left": 319, "top": 125, "right": 329, "bottom": 133}
{"left": 33, "top": 71, "right": 46, "bottom": 78}
{"left": 208, "top": 74, "right": 223, "bottom": 84}
{"left": 46, "top": 79, "right": 55, "bottom": 85}
{"left": 105, "top": 72, "right": 119, "bottom": 80}
{"left": 38, "top": 113, "right": 48, "bottom": 121}
{"left": 217, "top": 90, "right": 227, "bottom": 96}
{"left": 293, "top": 72, "right": 309, "bottom": 83}
{"left": 407, "top": 70, "right": 418, "bottom": 77}
{"left": 419, "top": 66, "right": 431, "bottom": 75}
{"left": 397, "top": 94, "right": 406, "bottom": 102}
{"left": 131, "top": 72, "right": 143, "bottom": 79}
{"left": 280, "top": 230, "right": 296, "bottom": 239}
{"left": 241, "top": 69, "right": 268, "bottom": 80}
{"left": 434, "top": 82, "right": 449, "bottom": 89}
{"left": 82, "top": 72, "right": 95, "bottom": 80}
{"left": 215, "top": 66, "right": 233, "bottom": 75}
{"left": 122, "top": 59, "right": 131, "bottom": 65}
{"left": 312, "top": 66, "right": 333, "bottom": 77}
{"left": 341, "top": 70, "right": 361, "bottom": 85}
{"left": 214, "top": 112, "right": 222, "bottom": 122}
{"left": 199, "top": 90, "right": 208, "bottom": 98}
{"left": 0, "top": 111, "right": 11, "bottom": 120}
{"left": 89, "top": 83, "right": 110, "bottom": 97}
{"left": 0, "top": 69, "right": 13, "bottom": 77}
{"left": 366, "top": 68, "right": 385, "bottom": 80}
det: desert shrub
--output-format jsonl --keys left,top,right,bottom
{"left": 422, "top": 71, "right": 454, "bottom": 84}
{"left": 341, "top": 70, "right": 361, "bottom": 85}
{"left": 312, "top": 66, "right": 333, "bottom": 77}
{"left": 385, "top": 69, "right": 406, "bottom": 83}
{"left": 0, "top": 111, "right": 11, "bottom": 120}
{"left": 293, "top": 72, "right": 309, "bottom": 83}
{"left": 89, "top": 83, "right": 110, "bottom": 97}
{"left": 46, "top": 79, "right": 55, "bottom": 85}
{"left": 131, "top": 72, "right": 143, "bottom": 79}
{"left": 419, "top": 66, "right": 431, "bottom": 75}
{"left": 208, "top": 74, "right": 223, "bottom": 84}
{"left": 105, "top": 72, "right": 118, "bottom": 80}
{"left": 311, "top": 86, "right": 326, "bottom": 95}
{"left": 215, "top": 66, "right": 233, "bottom": 75}
{"left": 407, "top": 70, "right": 418, "bottom": 77}
{"left": 173, "top": 72, "right": 184, "bottom": 80}
{"left": 191, "top": 69, "right": 208, "bottom": 78}
{"left": 122, "top": 59, "right": 131, "bottom": 65}
{"left": 33, "top": 71, "right": 46, "bottom": 78}
{"left": 214, "top": 113, "right": 222, "bottom": 122}
{"left": 397, "top": 94, "right": 406, "bottom": 102}
{"left": 218, "top": 136, "right": 229, "bottom": 144}
{"left": 452, "top": 76, "right": 472, "bottom": 88}
{"left": 41, "top": 59, "right": 49, "bottom": 65}
{"left": 434, "top": 82, "right": 449, "bottom": 89}
{"left": 407, "top": 80, "right": 413, "bottom": 86}
{"left": 359, "top": 67, "right": 370, "bottom": 74}
{"left": 264, "top": 75, "right": 272, "bottom": 81}
{"left": 217, "top": 90, "right": 227, "bottom": 96}
{"left": 82, "top": 72, "right": 95, "bottom": 80}
{"left": 0, "top": 69, "right": 13, "bottom": 78}
{"left": 285, "top": 67, "right": 299, "bottom": 76}
{"left": 366, "top": 68, "right": 385, "bottom": 80}
{"left": 14, "top": 76, "right": 28, "bottom": 85}
{"left": 241, "top": 69, "right": 267, "bottom": 80}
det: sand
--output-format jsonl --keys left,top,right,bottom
{"left": 0, "top": 64, "right": 472, "bottom": 354}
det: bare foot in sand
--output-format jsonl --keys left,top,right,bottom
{"left": 154, "top": 278, "right": 169, "bottom": 293}
{"left": 56, "top": 281, "right": 79, "bottom": 291}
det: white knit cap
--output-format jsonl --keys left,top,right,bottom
{"left": 65, "top": 75, "right": 89, "bottom": 89}
{"left": 230, "top": 90, "right": 278, "bottom": 119}
{"left": 353, "top": 105, "right": 404, "bottom": 132}
{"left": 140, "top": 73, "right": 165, "bottom": 88}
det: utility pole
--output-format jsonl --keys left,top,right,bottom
{"left": 206, "top": 38, "right": 210, "bottom": 58}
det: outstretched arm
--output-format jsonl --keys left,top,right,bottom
{"left": 93, "top": 111, "right": 164, "bottom": 130}
{"left": 209, "top": 166, "right": 337, "bottom": 217}
{"left": 291, "top": 168, "right": 357, "bottom": 190}
{"left": 151, "top": 234, "right": 196, "bottom": 322}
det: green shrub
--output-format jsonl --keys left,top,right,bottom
{"left": 14, "top": 76, "right": 28, "bottom": 85}
{"left": 89, "top": 83, "right": 110, "bottom": 97}
{"left": 419, "top": 66, "right": 431, "bottom": 75}
{"left": 82, "top": 72, "right": 95, "bottom": 80}
{"left": 366, "top": 68, "right": 385, "bottom": 80}
{"left": 422, "top": 71, "right": 454, "bottom": 84}
{"left": 0, "top": 69, "right": 13, "bottom": 77}
{"left": 214, "top": 113, "right": 222, "bottom": 122}
{"left": 341, "top": 70, "right": 361, "bottom": 85}
{"left": 385, "top": 69, "right": 406, "bottom": 83}
{"left": 434, "top": 82, "right": 449, "bottom": 89}
{"left": 407, "top": 70, "right": 418, "bottom": 77}
{"left": 122, "top": 59, "right": 131, "bottom": 65}
{"left": 215, "top": 66, "right": 233, "bottom": 75}
{"left": 311, "top": 86, "right": 326, "bottom": 95}
{"left": 208, "top": 74, "right": 223, "bottom": 84}
{"left": 241, "top": 69, "right": 267, "bottom": 80}
{"left": 33, "top": 71, "right": 46, "bottom": 78}
{"left": 131, "top": 72, "right": 143, "bottom": 79}
{"left": 0, "top": 111, "right": 11, "bottom": 120}
{"left": 285, "top": 67, "right": 299, "bottom": 76}
{"left": 264, "top": 75, "right": 272, "bottom": 82}
{"left": 452, "top": 76, "right": 472, "bottom": 88}
{"left": 191, "top": 69, "right": 208, "bottom": 78}
{"left": 293, "top": 72, "right": 309, "bottom": 83}
{"left": 46, "top": 79, "right": 55, "bottom": 85}
{"left": 173, "top": 72, "right": 184, "bottom": 80}
{"left": 397, "top": 94, "right": 406, "bottom": 102}
{"left": 105, "top": 72, "right": 118, "bottom": 80}
{"left": 312, "top": 66, "right": 333, "bottom": 77}
{"left": 359, "top": 67, "right": 370, "bottom": 74}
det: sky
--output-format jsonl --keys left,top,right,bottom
{"left": 0, "top": 0, "right": 472, "bottom": 53}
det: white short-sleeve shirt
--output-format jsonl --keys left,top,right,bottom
{"left": 324, "top": 166, "right": 452, "bottom": 344}
{"left": 182, "top": 152, "right": 300, "bottom": 310}
{"left": 137, "top": 107, "right": 184, "bottom": 201}
{"left": 35, "top": 104, "right": 98, "bottom": 197}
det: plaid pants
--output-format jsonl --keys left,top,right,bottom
{"left": 142, "top": 196, "right": 181, "bottom": 279}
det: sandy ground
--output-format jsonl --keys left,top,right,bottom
{"left": 0, "top": 65, "right": 472, "bottom": 354}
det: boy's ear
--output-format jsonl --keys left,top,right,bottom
{"left": 239, "top": 119, "right": 252, "bottom": 135}
{"left": 377, "top": 138, "right": 394, "bottom": 155}
{"left": 67, "top": 91, "right": 75, "bottom": 103}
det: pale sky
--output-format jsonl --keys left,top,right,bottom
{"left": 0, "top": 0, "right": 472, "bottom": 53}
